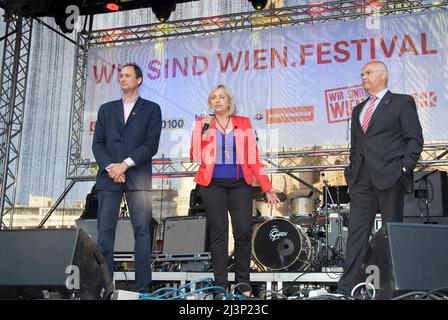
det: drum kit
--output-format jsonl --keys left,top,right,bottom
{"left": 250, "top": 185, "right": 349, "bottom": 272}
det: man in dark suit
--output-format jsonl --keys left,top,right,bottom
{"left": 336, "top": 61, "right": 423, "bottom": 295}
{"left": 92, "top": 63, "right": 162, "bottom": 293}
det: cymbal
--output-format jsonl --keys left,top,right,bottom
{"left": 252, "top": 186, "right": 287, "bottom": 203}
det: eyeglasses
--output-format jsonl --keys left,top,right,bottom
{"left": 360, "top": 69, "right": 385, "bottom": 78}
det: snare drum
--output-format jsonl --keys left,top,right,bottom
{"left": 290, "top": 196, "right": 316, "bottom": 226}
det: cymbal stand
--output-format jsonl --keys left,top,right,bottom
{"left": 321, "top": 178, "right": 345, "bottom": 267}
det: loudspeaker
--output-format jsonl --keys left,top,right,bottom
{"left": 0, "top": 229, "right": 113, "bottom": 299}
{"left": 403, "top": 171, "right": 448, "bottom": 217}
{"left": 75, "top": 217, "right": 158, "bottom": 253}
{"left": 163, "top": 216, "right": 207, "bottom": 254}
{"left": 188, "top": 185, "right": 206, "bottom": 216}
{"left": 79, "top": 185, "right": 98, "bottom": 219}
{"left": 359, "top": 223, "right": 448, "bottom": 299}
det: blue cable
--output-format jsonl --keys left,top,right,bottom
{"left": 139, "top": 277, "right": 216, "bottom": 300}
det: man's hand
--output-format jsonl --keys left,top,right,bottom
{"left": 114, "top": 174, "right": 126, "bottom": 184}
{"left": 107, "top": 161, "right": 129, "bottom": 180}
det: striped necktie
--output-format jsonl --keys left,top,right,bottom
{"left": 361, "top": 95, "right": 377, "bottom": 133}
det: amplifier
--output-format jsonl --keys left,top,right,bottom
{"left": 76, "top": 219, "right": 134, "bottom": 253}
{"left": 163, "top": 216, "right": 207, "bottom": 255}
{"left": 76, "top": 218, "right": 158, "bottom": 253}
{"left": 404, "top": 171, "right": 448, "bottom": 217}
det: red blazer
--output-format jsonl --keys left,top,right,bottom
{"left": 190, "top": 115, "right": 272, "bottom": 192}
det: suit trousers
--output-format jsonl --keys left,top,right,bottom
{"left": 97, "top": 188, "right": 152, "bottom": 292}
{"left": 337, "top": 159, "right": 405, "bottom": 294}
{"left": 199, "top": 178, "right": 253, "bottom": 292}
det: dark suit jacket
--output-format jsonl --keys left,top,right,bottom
{"left": 92, "top": 97, "right": 162, "bottom": 191}
{"left": 345, "top": 91, "right": 423, "bottom": 191}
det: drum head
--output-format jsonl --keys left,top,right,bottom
{"left": 252, "top": 218, "right": 311, "bottom": 271}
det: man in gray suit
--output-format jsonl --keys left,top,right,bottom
{"left": 336, "top": 61, "right": 423, "bottom": 295}
{"left": 92, "top": 63, "right": 162, "bottom": 293}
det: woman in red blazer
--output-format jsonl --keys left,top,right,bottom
{"left": 190, "top": 85, "right": 281, "bottom": 298}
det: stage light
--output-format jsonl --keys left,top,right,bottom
{"left": 152, "top": 0, "right": 176, "bottom": 23}
{"left": 249, "top": 0, "right": 268, "bottom": 11}
{"left": 105, "top": 1, "right": 120, "bottom": 12}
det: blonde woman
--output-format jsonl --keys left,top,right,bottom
{"left": 190, "top": 85, "right": 282, "bottom": 298}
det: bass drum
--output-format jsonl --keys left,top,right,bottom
{"left": 252, "top": 217, "right": 313, "bottom": 271}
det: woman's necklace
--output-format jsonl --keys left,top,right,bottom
{"left": 215, "top": 116, "right": 231, "bottom": 134}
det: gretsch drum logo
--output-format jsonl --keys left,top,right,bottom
{"left": 269, "top": 225, "right": 288, "bottom": 241}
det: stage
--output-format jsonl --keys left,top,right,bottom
{"left": 114, "top": 270, "right": 341, "bottom": 283}
{"left": 113, "top": 271, "right": 342, "bottom": 296}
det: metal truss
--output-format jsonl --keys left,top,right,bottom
{"left": 86, "top": 0, "right": 448, "bottom": 46}
{"left": 150, "top": 149, "right": 351, "bottom": 178}
{"left": 0, "top": 14, "right": 33, "bottom": 229}
{"left": 65, "top": 143, "right": 448, "bottom": 180}
{"left": 418, "top": 143, "right": 448, "bottom": 168}
{"left": 66, "top": 33, "right": 91, "bottom": 180}
{"left": 148, "top": 143, "right": 448, "bottom": 177}
{"left": 67, "top": 0, "right": 448, "bottom": 181}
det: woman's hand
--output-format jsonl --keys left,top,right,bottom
{"left": 265, "top": 188, "right": 284, "bottom": 208}
{"left": 202, "top": 115, "right": 214, "bottom": 139}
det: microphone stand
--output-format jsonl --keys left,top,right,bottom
{"left": 415, "top": 170, "right": 437, "bottom": 224}
{"left": 346, "top": 118, "right": 350, "bottom": 141}
{"left": 323, "top": 179, "right": 329, "bottom": 266}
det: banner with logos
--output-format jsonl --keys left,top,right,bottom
{"left": 82, "top": 10, "right": 447, "bottom": 160}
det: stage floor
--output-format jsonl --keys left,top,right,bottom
{"left": 113, "top": 271, "right": 342, "bottom": 292}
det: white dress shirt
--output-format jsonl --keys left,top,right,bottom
{"left": 359, "top": 88, "right": 389, "bottom": 127}
{"left": 122, "top": 95, "right": 139, "bottom": 168}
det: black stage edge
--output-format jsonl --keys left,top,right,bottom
{"left": 0, "top": 299, "right": 437, "bottom": 319}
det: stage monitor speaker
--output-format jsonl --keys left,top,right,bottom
{"left": 163, "top": 216, "right": 207, "bottom": 254}
{"left": 403, "top": 171, "right": 448, "bottom": 217}
{"left": 0, "top": 229, "right": 113, "bottom": 300}
{"left": 75, "top": 217, "right": 158, "bottom": 253}
{"left": 358, "top": 223, "right": 448, "bottom": 299}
